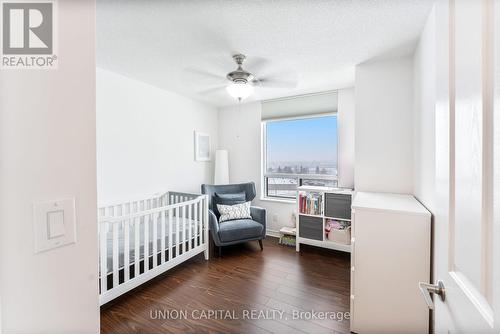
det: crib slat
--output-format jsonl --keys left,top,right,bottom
{"left": 168, "top": 208, "right": 173, "bottom": 261}
{"left": 152, "top": 211, "right": 158, "bottom": 268}
{"left": 134, "top": 217, "right": 140, "bottom": 277}
{"left": 198, "top": 200, "right": 203, "bottom": 245}
{"left": 204, "top": 197, "right": 209, "bottom": 244}
{"left": 161, "top": 209, "right": 166, "bottom": 264}
{"left": 197, "top": 201, "right": 201, "bottom": 246}
{"left": 194, "top": 202, "right": 198, "bottom": 248}
{"left": 182, "top": 205, "right": 186, "bottom": 254}
{"left": 112, "top": 223, "right": 119, "bottom": 288}
{"left": 176, "top": 207, "right": 180, "bottom": 257}
{"left": 124, "top": 219, "right": 130, "bottom": 282}
{"left": 188, "top": 204, "right": 192, "bottom": 251}
{"left": 144, "top": 214, "right": 150, "bottom": 271}
{"left": 100, "top": 223, "right": 108, "bottom": 293}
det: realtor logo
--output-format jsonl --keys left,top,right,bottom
{"left": 1, "top": 1, "right": 57, "bottom": 69}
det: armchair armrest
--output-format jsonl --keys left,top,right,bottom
{"left": 250, "top": 206, "right": 266, "bottom": 238}
{"left": 208, "top": 210, "right": 222, "bottom": 246}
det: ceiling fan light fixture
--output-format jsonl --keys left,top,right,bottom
{"left": 226, "top": 81, "right": 254, "bottom": 101}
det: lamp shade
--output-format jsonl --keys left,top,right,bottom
{"left": 214, "top": 150, "right": 229, "bottom": 185}
{"left": 226, "top": 82, "right": 254, "bottom": 101}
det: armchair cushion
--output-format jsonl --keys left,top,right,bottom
{"left": 213, "top": 192, "right": 246, "bottom": 217}
{"left": 218, "top": 219, "right": 264, "bottom": 243}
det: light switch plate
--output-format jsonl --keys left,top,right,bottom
{"left": 47, "top": 210, "right": 65, "bottom": 239}
{"left": 34, "top": 198, "right": 76, "bottom": 253}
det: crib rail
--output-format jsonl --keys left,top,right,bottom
{"left": 98, "top": 192, "right": 167, "bottom": 218}
{"left": 98, "top": 193, "right": 209, "bottom": 305}
{"left": 167, "top": 191, "right": 199, "bottom": 205}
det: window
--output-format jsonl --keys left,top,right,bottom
{"left": 263, "top": 115, "right": 338, "bottom": 199}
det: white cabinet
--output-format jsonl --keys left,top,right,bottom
{"left": 350, "top": 192, "right": 431, "bottom": 333}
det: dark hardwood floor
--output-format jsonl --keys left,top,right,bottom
{"left": 100, "top": 237, "right": 351, "bottom": 334}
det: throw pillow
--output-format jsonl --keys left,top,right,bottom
{"left": 217, "top": 201, "right": 252, "bottom": 223}
{"left": 213, "top": 192, "right": 246, "bottom": 217}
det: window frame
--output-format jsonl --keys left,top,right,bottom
{"left": 261, "top": 113, "right": 339, "bottom": 201}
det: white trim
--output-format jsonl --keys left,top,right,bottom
{"left": 449, "top": 271, "right": 494, "bottom": 327}
{"left": 264, "top": 173, "right": 338, "bottom": 180}
{"left": 260, "top": 197, "right": 296, "bottom": 204}
{"left": 262, "top": 90, "right": 338, "bottom": 103}
{"left": 260, "top": 121, "right": 267, "bottom": 201}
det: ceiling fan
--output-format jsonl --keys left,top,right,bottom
{"left": 183, "top": 53, "right": 298, "bottom": 102}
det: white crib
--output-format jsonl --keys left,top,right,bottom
{"left": 98, "top": 191, "right": 209, "bottom": 305}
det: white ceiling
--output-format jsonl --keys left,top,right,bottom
{"left": 97, "top": 0, "right": 434, "bottom": 107}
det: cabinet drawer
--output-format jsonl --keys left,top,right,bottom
{"left": 299, "top": 215, "right": 323, "bottom": 240}
{"left": 325, "top": 193, "right": 352, "bottom": 219}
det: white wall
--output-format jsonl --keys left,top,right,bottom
{"left": 413, "top": 7, "right": 437, "bottom": 208}
{"left": 217, "top": 102, "right": 262, "bottom": 189}
{"left": 217, "top": 88, "right": 355, "bottom": 233}
{"left": 0, "top": 1, "right": 99, "bottom": 333}
{"left": 97, "top": 68, "right": 218, "bottom": 204}
{"left": 354, "top": 56, "right": 414, "bottom": 194}
{"left": 217, "top": 102, "right": 296, "bottom": 233}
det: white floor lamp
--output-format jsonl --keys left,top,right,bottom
{"left": 214, "top": 150, "right": 229, "bottom": 185}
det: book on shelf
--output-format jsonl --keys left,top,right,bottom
{"left": 298, "top": 191, "right": 323, "bottom": 216}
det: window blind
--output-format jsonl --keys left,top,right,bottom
{"left": 261, "top": 91, "right": 338, "bottom": 121}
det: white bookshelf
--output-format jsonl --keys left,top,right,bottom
{"left": 296, "top": 185, "right": 353, "bottom": 253}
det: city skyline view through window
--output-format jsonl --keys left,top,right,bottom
{"left": 264, "top": 115, "right": 338, "bottom": 198}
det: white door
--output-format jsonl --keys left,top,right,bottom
{"left": 429, "top": 0, "right": 499, "bottom": 332}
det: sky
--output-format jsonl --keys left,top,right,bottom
{"left": 266, "top": 115, "right": 338, "bottom": 165}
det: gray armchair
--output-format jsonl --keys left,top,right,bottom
{"left": 201, "top": 182, "right": 266, "bottom": 256}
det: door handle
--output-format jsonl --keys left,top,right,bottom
{"left": 418, "top": 281, "right": 445, "bottom": 310}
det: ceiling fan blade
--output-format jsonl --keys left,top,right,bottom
{"left": 244, "top": 56, "right": 269, "bottom": 74}
{"left": 197, "top": 85, "right": 226, "bottom": 95}
{"left": 182, "top": 68, "right": 227, "bottom": 86}
{"left": 253, "top": 77, "right": 298, "bottom": 89}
